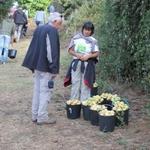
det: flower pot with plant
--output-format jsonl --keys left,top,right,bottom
{"left": 99, "top": 109, "right": 115, "bottom": 132}
{"left": 66, "top": 99, "right": 81, "bottom": 119}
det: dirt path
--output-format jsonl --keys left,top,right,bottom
{"left": 0, "top": 29, "right": 150, "bottom": 150}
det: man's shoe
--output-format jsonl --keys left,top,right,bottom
{"left": 37, "top": 117, "right": 56, "bottom": 125}
{"left": 13, "top": 38, "right": 17, "bottom": 43}
{"left": 32, "top": 116, "right": 37, "bottom": 123}
{"left": 32, "top": 119, "right": 37, "bottom": 123}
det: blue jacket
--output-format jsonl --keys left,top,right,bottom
{"left": 22, "top": 24, "right": 60, "bottom": 74}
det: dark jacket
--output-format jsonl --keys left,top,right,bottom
{"left": 64, "top": 59, "right": 97, "bottom": 89}
{"left": 22, "top": 24, "right": 60, "bottom": 74}
{"left": 13, "top": 9, "right": 27, "bottom": 24}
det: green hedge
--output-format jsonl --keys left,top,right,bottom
{"left": 0, "top": 0, "right": 14, "bottom": 22}
{"left": 18, "top": 0, "right": 51, "bottom": 17}
{"left": 97, "top": 0, "right": 150, "bottom": 92}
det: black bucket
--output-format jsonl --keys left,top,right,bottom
{"left": 82, "top": 105, "right": 91, "bottom": 121}
{"left": 100, "top": 99, "right": 112, "bottom": 106}
{"left": 66, "top": 104, "right": 81, "bottom": 119}
{"left": 8, "top": 49, "right": 17, "bottom": 59}
{"left": 115, "top": 109, "right": 129, "bottom": 126}
{"left": 90, "top": 110, "right": 99, "bottom": 126}
{"left": 99, "top": 115, "right": 115, "bottom": 132}
{"left": 91, "top": 87, "right": 98, "bottom": 96}
{"left": 104, "top": 104, "right": 114, "bottom": 111}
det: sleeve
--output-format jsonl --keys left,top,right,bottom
{"left": 94, "top": 44, "right": 99, "bottom": 52}
{"left": 46, "top": 34, "right": 52, "bottom": 63}
{"left": 92, "top": 39, "right": 99, "bottom": 52}
{"left": 48, "top": 30, "right": 60, "bottom": 74}
{"left": 68, "top": 37, "right": 74, "bottom": 50}
{"left": 23, "top": 12, "right": 28, "bottom": 23}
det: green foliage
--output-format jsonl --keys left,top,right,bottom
{"left": 144, "top": 102, "right": 150, "bottom": 116}
{"left": 58, "top": 0, "right": 85, "bottom": 17}
{"left": 96, "top": 78, "right": 113, "bottom": 94}
{"left": 98, "top": 0, "right": 150, "bottom": 92}
{"left": 116, "top": 137, "right": 128, "bottom": 146}
{"left": 64, "top": 0, "right": 103, "bottom": 38}
{"left": 18, "top": 0, "right": 51, "bottom": 17}
{"left": 0, "top": 0, "right": 14, "bottom": 22}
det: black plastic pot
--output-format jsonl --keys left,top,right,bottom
{"left": 91, "top": 87, "right": 98, "bottom": 96}
{"left": 100, "top": 99, "right": 112, "bottom": 106}
{"left": 115, "top": 109, "right": 129, "bottom": 126}
{"left": 99, "top": 115, "right": 115, "bottom": 132}
{"left": 8, "top": 49, "right": 17, "bottom": 59}
{"left": 104, "top": 104, "right": 114, "bottom": 111}
{"left": 66, "top": 104, "right": 81, "bottom": 119}
{"left": 90, "top": 110, "right": 99, "bottom": 126}
{"left": 82, "top": 105, "right": 91, "bottom": 121}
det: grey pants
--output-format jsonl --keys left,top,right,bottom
{"left": 14, "top": 24, "right": 23, "bottom": 42}
{"left": 71, "top": 61, "right": 91, "bottom": 101}
{"left": 32, "top": 70, "right": 54, "bottom": 122}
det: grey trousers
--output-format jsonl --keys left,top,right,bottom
{"left": 14, "top": 24, "right": 23, "bottom": 42}
{"left": 71, "top": 61, "right": 91, "bottom": 101}
{"left": 32, "top": 70, "right": 53, "bottom": 122}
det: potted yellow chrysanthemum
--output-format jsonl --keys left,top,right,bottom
{"left": 66, "top": 99, "right": 81, "bottom": 119}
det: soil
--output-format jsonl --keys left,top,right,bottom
{"left": 0, "top": 21, "right": 150, "bottom": 150}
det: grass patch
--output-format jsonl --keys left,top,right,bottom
{"left": 144, "top": 102, "right": 150, "bottom": 116}
{"left": 0, "top": 39, "right": 32, "bottom": 93}
{"left": 60, "top": 49, "right": 72, "bottom": 70}
{"left": 116, "top": 137, "right": 128, "bottom": 149}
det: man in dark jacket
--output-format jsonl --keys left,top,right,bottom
{"left": 13, "top": 7, "right": 27, "bottom": 42}
{"left": 22, "top": 12, "right": 63, "bottom": 125}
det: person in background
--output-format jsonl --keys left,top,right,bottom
{"left": 47, "top": 4, "right": 55, "bottom": 15}
{"left": 0, "top": 12, "right": 15, "bottom": 64}
{"left": 64, "top": 21, "right": 99, "bottom": 101}
{"left": 9, "top": 1, "right": 19, "bottom": 16}
{"left": 10, "top": 6, "right": 17, "bottom": 17}
{"left": 22, "top": 12, "right": 63, "bottom": 125}
{"left": 22, "top": 6, "right": 28, "bottom": 19}
{"left": 22, "top": 6, "right": 29, "bottom": 36}
{"left": 34, "top": 8, "right": 46, "bottom": 27}
{"left": 13, "top": 6, "right": 27, "bottom": 42}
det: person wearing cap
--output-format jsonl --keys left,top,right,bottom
{"left": 22, "top": 12, "right": 63, "bottom": 125}
{"left": 13, "top": 7, "right": 28, "bottom": 42}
